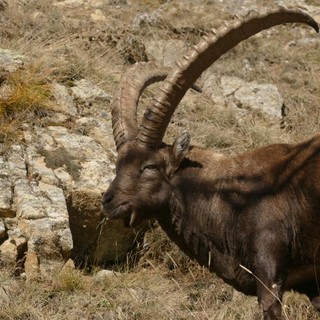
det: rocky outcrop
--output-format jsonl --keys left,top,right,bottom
{"left": 0, "top": 49, "right": 138, "bottom": 276}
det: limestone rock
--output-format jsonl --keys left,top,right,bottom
{"left": 58, "top": 228, "right": 73, "bottom": 258}
{"left": 18, "top": 218, "right": 70, "bottom": 260}
{"left": 59, "top": 258, "right": 75, "bottom": 275}
{"left": 95, "top": 269, "right": 120, "bottom": 280}
{"left": 27, "top": 154, "right": 59, "bottom": 186}
{"left": 0, "top": 227, "right": 28, "bottom": 266}
{"left": 0, "top": 43, "right": 143, "bottom": 272}
{"left": 0, "top": 48, "right": 24, "bottom": 72}
{"left": 7, "top": 145, "right": 27, "bottom": 180}
{"left": 144, "top": 40, "right": 187, "bottom": 67}
{"left": 220, "top": 76, "right": 246, "bottom": 97}
{"left": 24, "top": 251, "right": 40, "bottom": 281}
{"left": 75, "top": 117, "right": 114, "bottom": 150}
{"left": 14, "top": 178, "right": 46, "bottom": 220}
{"left": 53, "top": 0, "right": 84, "bottom": 7}
{"left": 133, "top": 13, "right": 159, "bottom": 29}
{"left": 0, "top": 219, "right": 6, "bottom": 242}
{"left": 0, "top": 239, "right": 17, "bottom": 265}
{"left": 71, "top": 79, "right": 112, "bottom": 103}
{"left": 204, "top": 75, "right": 285, "bottom": 119}
{"left": 91, "top": 9, "right": 106, "bottom": 22}
{"left": 0, "top": 157, "right": 14, "bottom": 218}
{"left": 51, "top": 82, "right": 77, "bottom": 116}
{"left": 234, "top": 82, "right": 284, "bottom": 118}
{"left": 18, "top": 119, "right": 136, "bottom": 267}
{"left": 53, "top": 167, "right": 73, "bottom": 190}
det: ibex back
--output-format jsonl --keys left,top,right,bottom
{"left": 101, "top": 8, "right": 320, "bottom": 320}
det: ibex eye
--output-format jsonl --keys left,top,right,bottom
{"left": 142, "top": 163, "right": 159, "bottom": 172}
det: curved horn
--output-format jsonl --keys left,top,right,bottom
{"left": 137, "top": 7, "right": 319, "bottom": 148}
{"left": 112, "top": 62, "right": 169, "bottom": 150}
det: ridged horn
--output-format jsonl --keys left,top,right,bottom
{"left": 137, "top": 7, "right": 319, "bottom": 148}
{"left": 112, "top": 62, "right": 169, "bottom": 150}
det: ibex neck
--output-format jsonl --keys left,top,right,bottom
{"left": 157, "top": 188, "right": 241, "bottom": 287}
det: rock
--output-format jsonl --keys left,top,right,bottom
{"left": 234, "top": 82, "right": 284, "bottom": 118}
{"left": 0, "top": 38, "right": 147, "bottom": 272}
{"left": 92, "top": 216, "right": 140, "bottom": 264}
{"left": 89, "top": 0, "right": 104, "bottom": 7}
{"left": 14, "top": 178, "right": 46, "bottom": 220}
{"left": 53, "top": 0, "right": 84, "bottom": 7}
{"left": 53, "top": 0, "right": 105, "bottom": 7}
{"left": 75, "top": 117, "right": 114, "bottom": 150}
{"left": 37, "top": 182, "right": 69, "bottom": 220}
{"left": 18, "top": 120, "right": 137, "bottom": 267}
{"left": 77, "top": 159, "right": 114, "bottom": 191}
{"left": 144, "top": 40, "right": 187, "bottom": 67}
{"left": 204, "top": 75, "right": 285, "bottom": 119}
{"left": 95, "top": 269, "right": 120, "bottom": 280}
{"left": 91, "top": 9, "right": 106, "bottom": 22}
{"left": 0, "top": 157, "right": 14, "bottom": 218}
{"left": 0, "top": 239, "right": 17, "bottom": 265}
{"left": 58, "top": 228, "right": 73, "bottom": 258}
{"left": 0, "top": 48, "right": 24, "bottom": 72}
{"left": 133, "top": 13, "right": 159, "bottom": 29}
{"left": 12, "top": 168, "right": 71, "bottom": 262}
{"left": 18, "top": 218, "right": 70, "bottom": 260}
{"left": 0, "top": 219, "right": 6, "bottom": 242}
{"left": 51, "top": 82, "right": 77, "bottom": 116}
{"left": 53, "top": 167, "right": 73, "bottom": 190}
{"left": 60, "top": 258, "right": 75, "bottom": 274}
{"left": 24, "top": 251, "right": 40, "bottom": 281}
{"left": 220, "top": 76, "right": 246, "bottom": 96}
{"left": 27, "top": 155, "right": 59, "bottom": 186}
{"left": 71, "top": 79, "right": 112, "bottom": 103}
{"left": 7, "top": 145, "right": 27, "bottom": 180}
{"left": 7, "top": 227, "right": 27, "bottom": 250}
{"left": 38, "top": 125, "right": 114, "bottom": 191}
{"left": 0, "top": 227, "right": 28, "bottom": 266}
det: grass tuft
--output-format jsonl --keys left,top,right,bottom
{"left": 0, "top": 66, "right": 52, "bottom": 118}
{"left": 52, "top": 268, "right": 85, "bottom": 293}
{"left": 0, "top": 64, "right": 53, "bottom": 145}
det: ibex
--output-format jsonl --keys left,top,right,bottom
{"left": 101, "top": 8, "right": 320, "bottom": 320}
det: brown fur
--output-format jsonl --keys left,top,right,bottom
{"left": 102, "top": 135, "right": 320, "bottom": 320}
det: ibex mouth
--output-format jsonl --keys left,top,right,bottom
{"left": 104, "top": 202, "right": 140, "bottom": 228}
{"left": 106, "top": 202, "right": 130, "bottom": 218}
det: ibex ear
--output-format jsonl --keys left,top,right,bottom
{"left": 167, "top": 132, "right": 190, "bottom": 176}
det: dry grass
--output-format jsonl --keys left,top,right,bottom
{"left": 0, "top": 228, "right": 319, "bottom": 319}
{"left": 0, "top": 63, "right": 53, "bottom": 146}
{"left": 0, "top": 0, "right": 319, "bottom": 319}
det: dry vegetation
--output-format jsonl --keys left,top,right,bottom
{"left": 0, "top": 0, "right": 320, "bottom": 319}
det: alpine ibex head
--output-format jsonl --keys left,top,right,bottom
{"left": 102, "top": 8, "right": 318, "bottom": 227}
